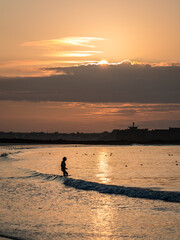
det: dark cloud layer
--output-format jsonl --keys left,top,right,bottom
{"left": 0, "top": 63, "right": 180, "bottom": 103}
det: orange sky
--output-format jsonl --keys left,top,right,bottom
{"left": 0, "top": 0, "right": 180, "bottom": 132}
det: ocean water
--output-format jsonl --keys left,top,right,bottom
{"left": 0, "top": 144, "right": 179, "bottom": 240}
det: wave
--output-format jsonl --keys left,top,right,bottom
{"left": 0, "top": 171, "right": 63, "bottom": 181}
{"left": 25, "top": 171, "right": 64, "bottom": 181}
{"left": 0, "top": 152, "right": 9, "bottom": 157}
{"left": 5, "top": 170, "right": 179, "bottom": 203}
{"left": 0, "top": 233, "right": 25, "bottom": 240}
{"left": 63, "top": 178, "right": 180, "bottom": 203}
{"left": 0, "top": 151, "right": 23, "bottom": 160}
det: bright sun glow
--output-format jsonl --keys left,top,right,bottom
{"left": 98, "top": 60, "right": 108, "bottom": 65}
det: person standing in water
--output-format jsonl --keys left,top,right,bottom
{"left": 61, "top": 157, "right": 68, "bottom": 176}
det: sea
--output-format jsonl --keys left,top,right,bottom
{"left": 0, "top": 144, "right": 179, "bottom": 240}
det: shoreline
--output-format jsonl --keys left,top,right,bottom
{"left": 0, "top": 138, "right": 180, "bottom": 145}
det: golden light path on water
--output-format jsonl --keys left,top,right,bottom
{"left": 96, "top": 150, "right": 111, "bottom": 183}
{"left": 93, "top": 149, "right": 113, "bottom": 237}
{"left": 92, "top": 196, "right": 114, "bottom": 238}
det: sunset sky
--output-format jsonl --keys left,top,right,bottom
{"left": 0, "top": 0, "right": 180, "bottom": 132}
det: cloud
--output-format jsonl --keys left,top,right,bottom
{"left": 76, "top": 103, "right": 180, "bottom": 117}
{"left": 0, "top": 63, "right": 180, "bottom": 103}
{"left": 22, "top": 37, "right": 105, "bottom": 59}
{"left": 1, "top": 101, "right": 180, "bottom": 132}
{"left": 0, "top": 37, "right": 105, "bottom": 77}
{"left": 47, "top": 51, "right": 103, "bottom": 58}
{"left": 0, "top": 60, "right": 96, "bottom": 77}
{"left": 22, "top": 37, "right": 105, "bottom": 60}
{"left": 22, "top": 37, "right": 105, "bottom": 48}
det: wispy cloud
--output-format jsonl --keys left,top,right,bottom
{"left": 22, "top": 37, "right": 105, "bottom": 59}
{"left": 0, "top": 36, "right": 105, "bottom": 77}
{"left": 22, "top": 37, "right": 105, "bottom": 48}
{"left": 67, "top": 103, "right": 180, "bottom": 117}
{"left": 47, "top": 51, "right": 103, "bottom": 58}
{"left": 0, "top": 60, "right": 68, "bottom": 77}
{"left": 1, "top": 101, "right": 179, "bottom": 132}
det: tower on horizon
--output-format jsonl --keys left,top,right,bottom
{"left": 128, "top": 122, "right": 138, "bottom": 130}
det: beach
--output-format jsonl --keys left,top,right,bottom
{"left": 0, "top": 144, "right": 180, "bottom": 239}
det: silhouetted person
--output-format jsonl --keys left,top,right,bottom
{"left": 61, "top": 157, "right": 68, "bottom": 176}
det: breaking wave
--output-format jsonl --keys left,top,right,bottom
{"left": 0, "top": 151, "right": 27, "bottom": 163}
{"left": 9, "top": 171, "right": 180, "bottom": 203}
{"left": 63, "top": 178, "right": 180, "bottom": 203}
{"left": 0, "top": 152, "right": 10, "bottom": 157}
{"left": 0, "top": 233, "right": 24, "bottom": 240}
{"left": 0, "top": 151, "right": 22, "bottom": 158}
{"left": 30, "top": 171, "right": 63, "bottom": 181}
{"left": 0, "top": 171, "right": 63, "bottom": 181}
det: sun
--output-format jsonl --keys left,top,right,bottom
{"left": 98, "top": 60, "right": 108, "bottom": 65}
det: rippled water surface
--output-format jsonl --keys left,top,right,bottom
{"left": 0, "top": 144, "right": 180, "bottom": 239}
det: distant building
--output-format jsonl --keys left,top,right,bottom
{"left": 0, "top": 123, "right": 180, "bottom": 143}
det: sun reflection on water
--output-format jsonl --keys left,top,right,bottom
{"left": 92, "top": 196, "right": 114, "bottom": 238}
{"left": 96, "top": 150, "right": 111, "bottom": 183}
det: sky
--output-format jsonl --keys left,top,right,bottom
{"left": 0, "top": 0, "right": 180, "bottom": 132}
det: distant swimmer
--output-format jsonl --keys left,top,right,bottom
{"left": 61, "top": 157, "right": 68, "bottom": 176}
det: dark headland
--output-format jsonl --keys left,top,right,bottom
{"left": 1, "top": 123, "right": 180, "bottom": 145}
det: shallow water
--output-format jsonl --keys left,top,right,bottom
{"left": 0, "top": 144, "right": 180, "bottom": 239}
